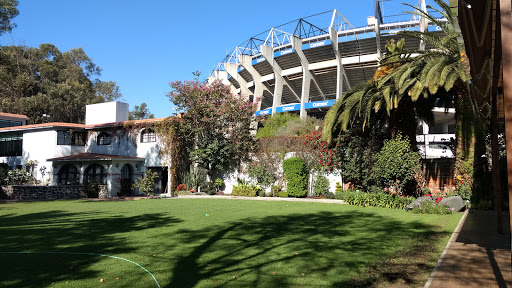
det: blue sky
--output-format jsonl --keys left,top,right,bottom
{"left": 1, "top": 0, "right": 426, "bottom": 118}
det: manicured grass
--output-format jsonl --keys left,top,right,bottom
{"left": 0, "top": 198, "right": 462, "bottom": 287}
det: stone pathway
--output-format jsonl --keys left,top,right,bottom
{"left": 427, "top": 209, "right": 511, "bottom": 288}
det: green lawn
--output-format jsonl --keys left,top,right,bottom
{"left": 0, "top": 198, "right": 462, "bottom": 287}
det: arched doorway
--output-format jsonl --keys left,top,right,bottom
{"left": 119, "top": 164, "right": 133, "bottom": 196}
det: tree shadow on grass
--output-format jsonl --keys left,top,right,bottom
{"left": 0, "top": 209, "right": 182, "bottom": 288}
{"left": 165, "top": 210, "right": 448, "bottom": 288}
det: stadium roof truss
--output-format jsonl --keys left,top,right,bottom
{"left": 209, "top": 0, "right": 447, "bottom": 118}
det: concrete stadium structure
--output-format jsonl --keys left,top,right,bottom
{"left": 208, "top": 0, "right": 455, "bottom": 159}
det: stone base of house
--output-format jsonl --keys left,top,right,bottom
{"left": 0, "top": 185, "right": 86, "bottom": 200}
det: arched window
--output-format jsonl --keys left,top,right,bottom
{"left": 140, "top": 128, "right": 156, "bottom": 143}
{"left": 84, "top": 164, "right": 106, "bottom": 184}
{"left": 97, "top": 132, "right": 111, "bottom": 145}
{"left": 58, "top": 164, "right": 79, "bottom": 185}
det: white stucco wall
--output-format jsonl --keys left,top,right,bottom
{"left": 0, "top": 129, "right": 86, "bottom": 182}
{"left": 85, "top": 102, "right": 129, "bottom": 125}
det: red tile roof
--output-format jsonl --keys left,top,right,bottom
{"left": 0, "top": 112, "right": 29, "bottom": 120}
{"left": 47, "top": 153, "right": 145, "bottom": 162}
{"left": 0, "top": 117, "right": 177, "bottom": 132}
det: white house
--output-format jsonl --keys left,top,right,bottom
{"left": 0, "top": 102, "right": 175, "bottom": 197}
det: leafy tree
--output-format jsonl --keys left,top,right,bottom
{"left": 0, "top": 44, "right": 120, "bottom": 124}
{"left": 0, "top": 0, "right": 18, "bottom": 36}
{"left": 247, "top": 162, "right": 275, "bottom": 188}
{"left": 372, "top": 133, "right": 421, "bottom": 194}
{"left": 167, "top": 77, "right": 257, "bottom": 178}
{"left": 312, "top": 175, "right": 330, "bottom": 197}
{"left": 129, "top": 102, "right": 154, "bottom": 120}
{"left": 94, "top": 80, "right": 123, "bottom": 102}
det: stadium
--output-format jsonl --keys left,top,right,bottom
{"left": 208, "top": 0, "right": 454, "bottom": 158}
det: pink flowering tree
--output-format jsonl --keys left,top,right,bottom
{"left": 167, "top": 77, "right": 257, "bottom": 178}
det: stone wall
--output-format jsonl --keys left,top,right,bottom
{"left": 0, "top": 185, "right": 86, "bottom": 200}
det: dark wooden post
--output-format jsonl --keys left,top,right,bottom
{"left": 499, "top": 0, "right": 512, "bottom": 265}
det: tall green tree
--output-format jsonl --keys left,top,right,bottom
{"left": 0, "top": 0, "right": 18, "bottom": 36}
{"left": 129, "top": 102, "right": 154, "bottom": 120}
{"left": 0, "top": 44, "right": 121, "bottom": 123}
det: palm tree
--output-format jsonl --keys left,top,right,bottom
{"left": 323, "top": 39, "right": 435, "bottom": 147}
{"left": 323, "top": 0, "right": 480, "bottom": 187}
{"left": 387, "top": 0, "right": 481, "bottom": 187}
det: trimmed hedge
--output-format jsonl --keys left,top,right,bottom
{"left": 231, "top": 184, "right": 263, "bottom": 197}
{"left": 335, "top": 190, "right": 414, "bottom": 210}
{"left": 282, "top": 157, "right": 308, "bottom": 198}
{"left": 278, "top": 191, "right": 288, "bottom": 198}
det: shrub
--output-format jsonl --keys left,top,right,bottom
{"left": 325, "top": 192, "right": 335, "bottom": 199}
{"left": 334, "top": 182, "right": 342, "bottom": 194}
{"left": 312, "top": 175, "right": 330, "bottom": 197}
{"left": 256, "top": 113, "right": 300, "bottom": 138}
{"left": 270, "top": 184, "right": 282, "bottom": 197}
{"left": 247, "top": 162, "right": 275, "bottom": 188}
{"left": 200, "top": 182, "right": 216, "bottom": 195}
{"left": 176, "top": 184, "right": 187, "bottom": 191}
{"left": 84, "top": 180, "right": 99, "bottom": 198}
{"left": 176, "top": 190, "right": 191, "bottom": 196}
{"left": 0, "top": 163, "right": 8, "bottom": 185}
{"left": 7, "top": 169, "right": 32, "bottom": 185}
{"left": 411, "top": 199, "right": 453, "bottom": 214}
{"left": 214, "top": 178, "right": 223, "bottom": 191}
{"left": 258, "top": 189, "right": 266, "bottom": 197}
{"left": 278, "top": 191, "right": 288, "bottom": 197}
{"left": 335, "top": 190, "right": 415, "bottom": 209}
{"left": 182, "top": 166, "right": 207, "bottom": 192}
{"left": 372, "top": 133, "right": 421, "bottom": 194}
{"left": 282, "top": 157, "right": 308, "bottom": 198}
{"left": 232, "top": 184, "right": 257, "bottom": 197}
{"left": 133, "top": 169, "right": 159, "bottom": 196}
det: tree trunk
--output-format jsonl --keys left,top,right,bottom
{"left": 454, "top": 82, "right": 486, "bottom": 193}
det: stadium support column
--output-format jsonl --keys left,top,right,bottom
{"left": 329, "top": 27, "right": 346, "bottom": 100}
{"left": 261, "top": 45, "right": 284, "bottom": 116}
{"left": 418, "top": 0, "right": 428, "bottom": 50}
{"left": 225, "top": 63, "right": 252, "bottom": 100}
{"left": 240, "top": 55, "right": 263, "bottom": 111}
{"left": 374, "top": 0, "right": 382, "bottom": 58}
{"left": 291, "top": 36, "right": 311, "bottom": 120}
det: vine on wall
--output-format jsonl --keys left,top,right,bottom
{"left": 124, "top": 117, "right": 187, "bottom": 193}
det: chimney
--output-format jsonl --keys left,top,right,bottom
{"left": 85, "top": 102, "right": 129, "bottom": 125}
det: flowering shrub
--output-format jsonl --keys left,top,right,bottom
{"left": 7, "top": 169, "right": 31, "bottom": 185}
{"left": 167, "top": 78, "right": 257, "bottom": 177}
{"left": 176, "top": 184, "right": 187, "bottom": 191}
{"left": 302, "top": 131, "right": 343, "bottom": 172}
